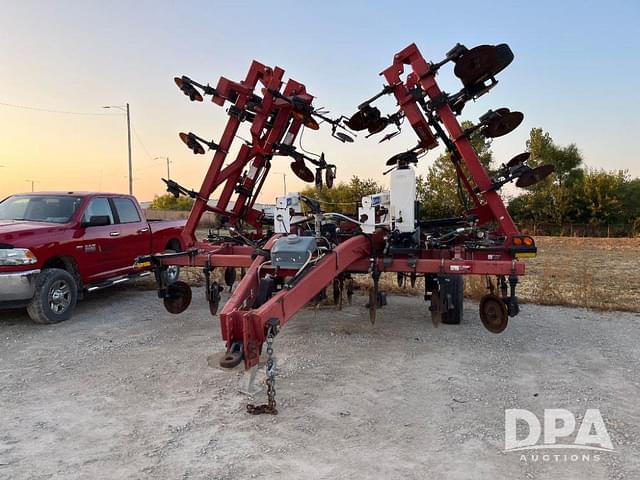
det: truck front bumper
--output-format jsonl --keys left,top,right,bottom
{"left": 0, "top": 269, "right": 40, "bottom": 304}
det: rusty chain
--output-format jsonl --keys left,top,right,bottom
{"left": 246, "top": 321, "right": 278, "bottom": 415}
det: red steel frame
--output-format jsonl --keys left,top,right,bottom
{"left": 180, "top": 61, "right": 313, "bottom": 250}
{"left": 380, "top": 43, "right": 518, "bottom": 234}
{"left": 157, "top": 46, "right": 529, "bottom": 370}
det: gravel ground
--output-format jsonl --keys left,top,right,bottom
{"left": 1, "top": 287, "right": 639, "bottom": 480}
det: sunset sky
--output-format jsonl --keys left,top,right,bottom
{"left": 1, "top": 0, "right": 638, "bottom": 203}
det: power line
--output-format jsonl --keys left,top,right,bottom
{"left": 0, "top": 101, "right": 122, "bottom": 116}
{"left": 130, "top": 126, "right": 174, "bottom": 181}
{"left": 3, "top": 100, "right": 166, "bottom": 184}
{"left": 131, "top": 125, "right": 158, "bottom": 165}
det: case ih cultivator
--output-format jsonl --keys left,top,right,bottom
{"left": 138, "top": 42, "right": 554, "bottom": 414}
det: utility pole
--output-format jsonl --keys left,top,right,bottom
{"left": 155, "top": 156, "right": 171, "bottom": 180}
{"left": 104, "top": 103, "right": 133, "bottom": 195}
{"left": 273, "top": 172, "right": 287, "bottom": 195}
{"left": 25, "top": 179, "right": 36, "bottom": 192}
{"left": 126, "top": 103, "right": 132, "bottom": 195}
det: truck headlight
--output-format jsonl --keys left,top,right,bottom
{"left": 0, "top": 248, "right": 38, "bottom": 266}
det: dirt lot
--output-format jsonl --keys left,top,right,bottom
{"left": 1, "top": 286, "right": 639, "bottom": 480}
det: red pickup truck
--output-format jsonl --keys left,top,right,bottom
{"left": 0, "top": 192, "right": 185, "bottom": 324}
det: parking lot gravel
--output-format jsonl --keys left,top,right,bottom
{"left": 1, "top": 287, "right": 639, "bottom": 479}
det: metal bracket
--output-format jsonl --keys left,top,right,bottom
{"left": 238, "top": 363, "right": 263, "bottom": 396}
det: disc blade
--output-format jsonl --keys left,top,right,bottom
{"left": 479, "top": 294, "right": 508, "bottom": 333}
{"left": 345, "top": 110, "right": 368, "bottom": 131}
{"left": 290, "top": 160, "right": 315, "bottom": 182}
{"left": 367, "top": 117, "right": 389, "bottom": 135}
{"left": 304, "top": 115, "right": 320, "bottom": 130}
{"left": 483, "top": 111, "right": 524, "bottom": 138}
{"left": 163, "top": 281, "right": 192, "bottom": 314}
{"left": 179, "top": 132, "right": 205, "bottom": 155}
{"left": 193, "top": 143, "right": 205, "bottom": 155}
{"left": 335, "top": 131, "right": 354, "bottom": 143}
{"left": 454, "top": 44, "right": 513, "bottom": 85}
{"left": 515, "top": 164, "right": 555, "bottom": 188}
{"left": 386, "top": 151, "right": 418, "bottom": 166}
{"left": 174, "top": 77, "right": 203, "bottom": 102}
{"left": 494, "top": 43, "right": 515, "bottom": 76}
{"left": 293, "top": 111, "right": 319, "bottom": 130}
{"left": 386, "top": 153, "right": 402, "bottom": 166}
{"left": 345, "top": 106, "right": 380, "bottom": 131}
{"left": 454, "top": 45, "right": 499, "bottom": 84}
{"left": 507, "top": 152, "right": 530, "bottom": 168}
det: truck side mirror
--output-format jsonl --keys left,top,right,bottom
{"left": 82, "top": 215, "right": 111, "bottom": 227}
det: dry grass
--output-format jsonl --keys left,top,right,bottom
{"left": 516, "top": 237, "right": 640, "bottom": 311}
{"left": 355, "top": 237, "right": 640, "bottom": 312}
{"left": 136, "top": 236, "right": 640, "bottom": 312}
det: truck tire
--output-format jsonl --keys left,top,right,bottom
{"left": 441, "top": 275, "right": 464, "bottom": 325}
{"left": 27, "top": 268, "right": 78, "bottom": 324}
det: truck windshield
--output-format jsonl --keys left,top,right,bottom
{"left": 0, "top": 195, "right": 83, "bottom": 223}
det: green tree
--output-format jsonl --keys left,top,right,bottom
{"left": 149, "top": 194, "right": 194, "bottom": 211}
{"left": 618, "top": 178, "right": 640, "bottom": 225}
{"left": 526, "top": 127, "right": 583, "bottom": 188}
{"left": 510, "top": 128, "right": 584, "bottom": 224}
{"left": 301, "top": 176, "right": 383, "bottom": 214}
{"left": 570, "top": 169, "right": 627, "bottom": 225}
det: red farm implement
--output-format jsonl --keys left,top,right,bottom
{"left": 137, "top": 42, "right": 554, "bottom": 414}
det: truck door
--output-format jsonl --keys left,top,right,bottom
{"left": 110, "top": 196, "right": 151, "bottom": 273}
{"left": 77, "top": 197, "right": 124, "bottom": 282}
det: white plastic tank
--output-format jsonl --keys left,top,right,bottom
{"left": 390, "top": 166, "right": 416, "bottom": 232}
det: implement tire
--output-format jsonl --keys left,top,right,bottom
{"left": 441, "top": 275, "right": 464, "bottom": 325}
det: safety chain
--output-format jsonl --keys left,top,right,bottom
{"left": 246, "top": 320, "right": 279, "bottom": 415}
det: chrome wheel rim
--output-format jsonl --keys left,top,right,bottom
{"left": 165, "top": 265, "right": 179, "bottom": 284}
{"left": 48, "top": 280, "right": 71, "bottom": 314}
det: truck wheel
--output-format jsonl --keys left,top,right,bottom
{"left": 163, "top": 249, "right": 180, "bottom": 284}
{"left": 441, "top": 275, "right": 464, "bottom": 325}
{"left": 27, "top": 268, "right": 78, "bottom": 324}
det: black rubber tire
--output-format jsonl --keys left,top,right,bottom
{"left": 27, "top": 268, "right": 78, "bottom": 324}
{"left": 441, "top": 275, "right": 464, "bottom": 325}
{"left": 252, "top": 278, "right": 275, "bottom": 308}
{"left": 224, "top": 267, "right": 237, "bottom": 288}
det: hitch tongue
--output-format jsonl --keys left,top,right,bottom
{"left": 219, "top": 342, "right": 243, "bottom": 369}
